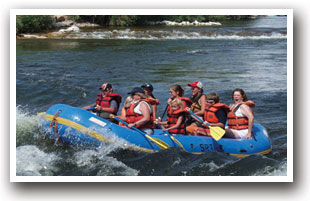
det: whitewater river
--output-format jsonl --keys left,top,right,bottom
{"left": 15, "top": 16, "right": 287, "bottom": 176}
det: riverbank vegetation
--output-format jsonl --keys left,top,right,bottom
{"left": 16, "top": 15, "right": 254, "bottom": 34}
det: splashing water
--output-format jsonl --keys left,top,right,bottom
{"left": 16, "top": 145, "right": 60, "bottom": 176}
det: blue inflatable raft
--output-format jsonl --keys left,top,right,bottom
{"left": 41, "top": 104, "right": 272, "bottom": 158}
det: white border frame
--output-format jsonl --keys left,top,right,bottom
{"left": 10, "top": 9, "right": 293, "bottom": 182}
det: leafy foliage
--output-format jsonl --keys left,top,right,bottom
{"left": 16, "top": 15, "right": 55, "bottom": 34}
{"left": 16, "top": 15, "right": 253, "bottom": 34}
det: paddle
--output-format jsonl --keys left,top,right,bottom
{"left": 86, "top": 107, "right": 95, "bottom": 111}
{"left": 111, "top": 116, "right": 169, "bottom": 150}
{"left": 155, "top": 119, "right": 185, "bottom": 150}
{"left": 186, "top": 108, "right": 226, "bottom": 141}
{"left": 161, "top": 104, "right": 169, "bottom": 119}
{"left": 82, "top": 105, "right": 96, "bottom": 111}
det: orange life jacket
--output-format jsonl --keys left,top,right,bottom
{"left": 227, "top": 101, "right": 256, "bottom": 130}
{"left": 204, "top": 102, "right": 229, "bottom": 123}
{"left": 167, "top": 109, "right": 187, "bottom": 134}
{"left": 95, "top": 93, "right": 122, "bottom": 114}
{"left": 125, "top": 100, "right": 154, "bottom": 129}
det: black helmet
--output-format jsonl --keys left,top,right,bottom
{"left": 141, "top": 83, "right": 153, "bottom": 92}
{"left": 128, "top": 87, "right": 145, "bottom": 95}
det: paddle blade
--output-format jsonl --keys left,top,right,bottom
{"left": 170, "top": 136, "right": 184, "bottom": 149}
{"left": 145, "top": 135, "right": 169, "bottom": 149}
{"left": 209, "top": 126, "right": 226, "bottom": 141}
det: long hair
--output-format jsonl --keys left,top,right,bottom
{"left": 169, "top": 98, "right": 185, "bottom": 110}
{"left": 170, "top": 84, "right": 184, "bottom": 97}
{"left": 232, "top": 88, "right": 248, "bottom": 101}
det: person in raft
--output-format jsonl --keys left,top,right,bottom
{"left": 185, "top": 81, "right": 207, "bottom": 135}
{"left": 156, "top": 99, "right": 187, "bottom": 134}
{"left": 224, "top": 88, "right": 256, "bottom": 139}
{"left": 167, "top": 84, "right": 193, "bottom": 109}
{"left": 141, "top": 83, "right": 160, "bottom": 121}
{"left": 95, "top": 83, "right": 122, "bottom": 123}
{"left": 118, "top": 95, "right": 134, "bottom": 126}
{"left": 187, "top": 92, "right": 229, "bottom": 136}
{"left": 116, "top": 87, "right": 154, "bottom": 135}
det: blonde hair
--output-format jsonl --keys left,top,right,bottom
{"left": 169, "top": 98, "right": 185, "bottom": 109}
{"left": 134, "top": 92, "right": 147, "bottom": 99}
{"left": 124, "top": 96, "right": 133, "bottom": 107}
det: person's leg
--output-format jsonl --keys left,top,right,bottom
{"left": 194, "top": 127, "right": 210, "bottom": 136}
{"left": 224, "top": 129, "right": 241, "bottom": 139}
{"left": 186, "top": 124, "right": 198, "bottom": 135}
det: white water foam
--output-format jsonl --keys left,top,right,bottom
{"left": 16, "top": 106, "right": 42, "bottom": 146}
{"left": 71, "top": 147, "right": 139, "bottom": 176}
{"left": 16, "top": 145, "right": 60, "bottom": 176}
{"left": 253, "top": 162, "right": 287, "bottom": 176}
{"left": 40, "top": 28, "right": 287, "bottom": 40}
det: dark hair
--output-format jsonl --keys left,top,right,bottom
{"left": 232, "top": 88, "right": 248, "bottom": 101}
{"left": 170, "top": 84, "right": 184, "bottom": 97}
{"left": 206, "top": 92, "right": 220, "bottom": 103}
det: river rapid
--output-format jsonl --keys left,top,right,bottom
{"left": 15, "top": 16, "right": 288, "bottom": 177}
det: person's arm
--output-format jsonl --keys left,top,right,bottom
{"left": 164, "top": 115, "right": 184, "bottom": 131}
{"left": 240, "top": 104, "right": 254, "bottom": 139}
{"left": 128, "top": 102, "right": 150, "bottom": 128}
{"left": 152, "top": 104, "right": 157, "bottom": 120}
{"left": 157, "top": 121, "right": 168, "bottom": 126}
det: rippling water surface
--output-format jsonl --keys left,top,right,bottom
{"left": 15, "top": 16, "right": 287, "bottom": 177}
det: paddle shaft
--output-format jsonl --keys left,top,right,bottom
{"left": 161, "top": 104, "right": 169, "bottom": 119}
{"left": 187, "top": 109, "right": 226, "bottom": 141}
{"left": 86, "top": 107, "right": 95, "bottom": 111}
{"left": 158, "top": 124, "right": 177, "bottom": 148}
{"left": 187, "top": 110, "right": 209, "bottom": 126}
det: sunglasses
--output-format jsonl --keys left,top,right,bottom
{"left": 207, "top": 100, "right": 215, "bottom": 103}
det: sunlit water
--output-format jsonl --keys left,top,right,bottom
{"left": 15, "top": 16, "right": 287, "bottom": 176}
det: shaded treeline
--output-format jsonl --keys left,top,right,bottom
{"left": 16, "top": 15, "right": 254, "bottom": 34}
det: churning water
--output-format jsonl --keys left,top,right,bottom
{"left": 15, "top": 16, "right": 287, "bottom": 176}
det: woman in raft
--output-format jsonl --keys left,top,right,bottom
{"left": 141, "top": 83, "right": 160, "bottom": 122}
{"left": 118, "top": 84, "right": 159, "bottom": 127}
{"left": 185, "top": 81, "right": 207, "bottom": 135}
{"left": 167, "top": 84, "right": 193, "bottom": 109}
{"left": 225, "top": 88, "right": 256, "bottom": 139}
{"left": 156, "top": 98, "right": 187, "bottom": 134}
{"left": 115, "top": 87, "right": 154, "bottom": 135}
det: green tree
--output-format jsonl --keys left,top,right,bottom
{"left": 16, "top": 15, "right": 54, "bottom": 34}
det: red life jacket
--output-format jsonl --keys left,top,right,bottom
{"left": 167, "top": 109, "right": 187, "bottom": 134}
{"left": 144, "top": 97, "right": 160, "bottom": 105}
{"left": 167, "top": 97, "right": 193, "bottom": 113}
{"left": 96, "top": 93, "right": 122, "bottom": 114}
{"left": 204, "top": 102, "right": 229, "bottom": 123}
{"left": 227, "top": 101, "right": 256, "bottom": 130}
{"left": 125, "top": 100, "right": 154, "bottom": 129}
{"left": 178, "top": 97, "right": 193, "bottom": 108}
